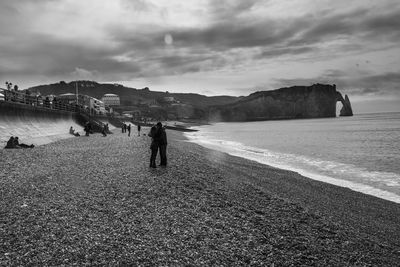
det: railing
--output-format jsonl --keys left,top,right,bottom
{"left": 0, "top": 88, "right": 82, "bottom": 113}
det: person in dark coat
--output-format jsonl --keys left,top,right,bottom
{"left": 137, "top": 123, "right": 141, "bottom": 136}
{"left": 127, "top": 124, "right": 131, "bottom": 136}
{"left": 102, "top": 124, "right": 107, "bottom": 137}
{"left": 4, "top": 136, "right": 16, "bottom": 149}
{"left": 4, "top": 136, "right": 34, "bottom": 149}
{"left": 84, "top": 122, "right": 92, "bottom": 136}
{"left": 148, "top": 125, "right": 160, "bottom": 168}
{"left": 158, "top": 123, "right": 168, "bottom": 166}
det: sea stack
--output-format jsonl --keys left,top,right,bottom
{"left": 339, "top": 94, "right": 353, "bottom": 116}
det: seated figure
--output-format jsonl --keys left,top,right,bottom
{"left": 4, "top": 136, "right": 34, "bottom": 149}
{"left": 69, "top": 126, "right": 80, "bottom": 136}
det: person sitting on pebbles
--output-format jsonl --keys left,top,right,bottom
{"left": 4, "top": 136, "right": 34, "bottom": 149}
{"left": 69, "top": 126, "right": 80, "bottom": 136}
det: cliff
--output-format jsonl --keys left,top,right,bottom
{"left": 208, "top": 84, "right": 353, "bottom": 122}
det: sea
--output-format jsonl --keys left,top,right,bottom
{"left": 184, "top": 112, "right": 400, "bottom": 204}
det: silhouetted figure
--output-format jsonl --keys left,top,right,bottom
{"left": 137, "top": 123, "right": 141, "bottom": 136}
{"left": 84, "top": 122, "right": 92, "bottom": 136}
{"left": 102, "top": 124, "right": 107, "bottom": 137}
{"left": 69, "top": 126, "right": 80, "bottom": 136}
{"left": 4, "top": 136, "right": 15, "bottom": 149}
{"left": 5, "top": 136, "right": 34, "bottom": 149}
{"left": 158, "top": 123, "right": 168, "bottom": 166}
{"left": 148, "top": 125, "right": 160, "bottom": 168}
{"left": 127, "top": 124, "right": 131, "bottom": 136}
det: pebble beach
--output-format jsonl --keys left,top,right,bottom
{"left": 1, "top": 130, "right": 400, "bottom": 266}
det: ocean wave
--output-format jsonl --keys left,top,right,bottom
{"left": 184, "top": 131, "right": 400, "bottom": 204}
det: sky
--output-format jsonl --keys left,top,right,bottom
{"left": 1, "top": 0, "right": 399, "bottom": 113}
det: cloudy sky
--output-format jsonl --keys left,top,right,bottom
{"left": 1, "top": 0, "right": 399, "bottom": 112}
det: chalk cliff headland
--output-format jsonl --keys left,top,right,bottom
{"left": 208, "top": 84, "right": 353, "bottom": 122}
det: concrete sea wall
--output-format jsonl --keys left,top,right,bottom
{"left": 0, "top": 101, "right": 83, "bottom": 146}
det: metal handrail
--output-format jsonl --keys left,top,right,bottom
{"left": 0, "top": 88, "right": 84, "bottom": 113}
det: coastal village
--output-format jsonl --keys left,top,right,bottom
{"left": 1, "top": 80, "right": 195, "bottom": 123}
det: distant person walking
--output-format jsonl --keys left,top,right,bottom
{"left": 127, "top": 124, "right": 131, "bottom": 136}
{"left": 137, "top": 123, "right": 141, "bottom": 136}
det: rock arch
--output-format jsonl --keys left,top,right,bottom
{"left": 336, "top": 91, "right": 353, "bottom": 116}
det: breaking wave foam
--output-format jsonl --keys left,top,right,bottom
{"left": 184, "top": 131, "right": 400, "bottom": 204}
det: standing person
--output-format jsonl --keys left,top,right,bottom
{"left": 84, "top": 121, "right": 91, "bottom": 136}
{"left": 102, "top": 124, "right": 107, "bottom": 137}
{"left": 148, "top": 125, "right": 160, "bottom": 168}
{"left": 127, "top": 124, "right": 131, "bottom": 136}
{"left": 158, "top": 123, "right": 168, "bottom": 166}
{"left": 137, "top": 123, "right": 141, "bottom": 136}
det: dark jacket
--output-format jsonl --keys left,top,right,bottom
{"left": 159, "top": 128, "right": 167, "bottom": 145}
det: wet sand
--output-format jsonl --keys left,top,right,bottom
{"left": 1, "top": 130, "right": 399, "bottom": 265}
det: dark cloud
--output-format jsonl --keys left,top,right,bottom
{"left": 348, "top": 72, "right": 400, "bottom": 95}
{"left": 291, "top": 7, "right": 400, "bottom": 46}
{"left": 208, "top": 0, "right": 263, "bottom": 21}
{"left": 0, "top": 33, "right": 141, "bottom": 80}
{"left": 259, "top": 46, "right": 316, "bottom": 58}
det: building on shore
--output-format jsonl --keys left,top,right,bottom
{"left": 101, "top": 93, "right": 120, "bottom": 106}
{"left": 58, "top": 93, "right": 107, "bottom": 115}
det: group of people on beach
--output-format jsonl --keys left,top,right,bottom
{"left": 148, "top": 122, "right": 168, "bottom": 168}
{"left": 121, "top": 123, "right": 131, "bottom": 136}
{"left": 4, "top": 136, "right": 34, "bottom": 149}
{"left": 122, "top": 123, "right": 142, "bottom": 137}
{"left": 4, "top": 121, "right": 167, "bottom": 169}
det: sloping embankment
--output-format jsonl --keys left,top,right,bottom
{"left": 0, "top": 101, "right": 84, "bottom": 146}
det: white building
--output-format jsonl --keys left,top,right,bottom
{"left": 90, "top": 98, "right": 106, "bottom": 115}
{"left": 101, "top": 93, "right": 120, "bottom": 106}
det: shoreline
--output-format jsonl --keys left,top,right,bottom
{"left": 184, "top": 133, "right": 400, "bottom": 204}
{"left": 172, "top": 131, "right": 400, "bottom": 242}
{"left": 1, "top": 130, "right": 399, "bottom": 265}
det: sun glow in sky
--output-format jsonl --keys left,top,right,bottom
{"left": 1, "top": 0, "right": 399, "bottom": 113}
